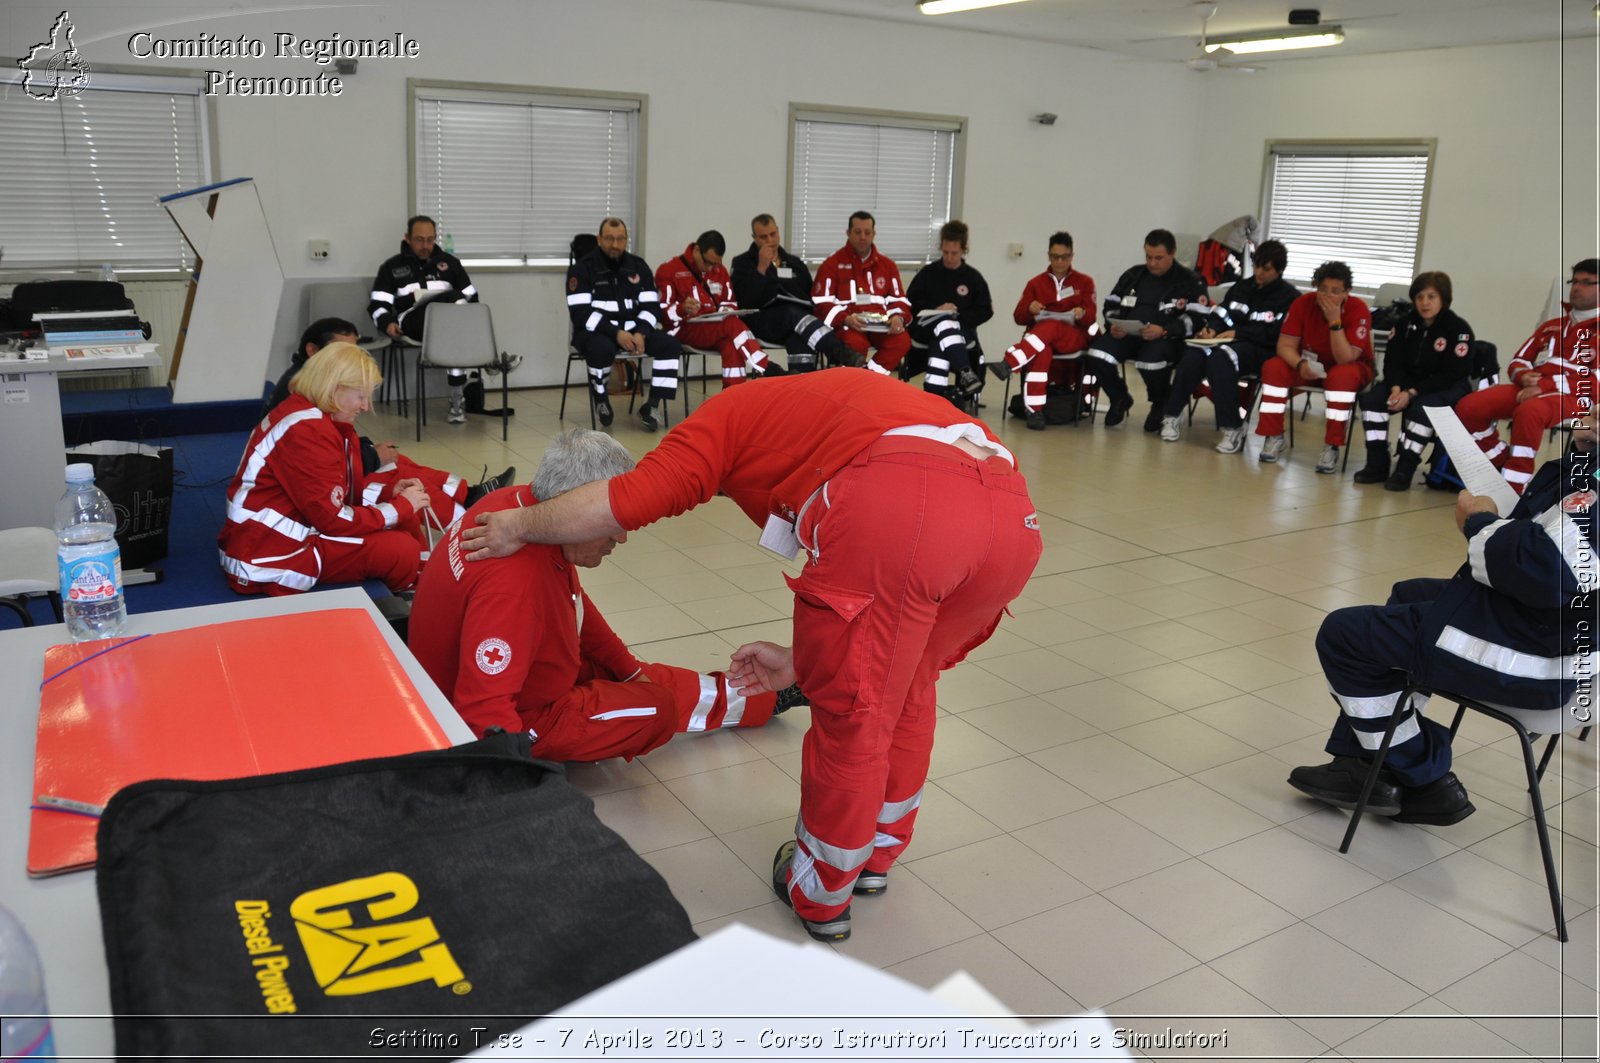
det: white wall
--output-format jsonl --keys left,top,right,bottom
{"left": 1188, "top": 36, "right": 1598, "bottom": 349}
{"left": 4, "top": 1, "right": 1591, "bottom": 385}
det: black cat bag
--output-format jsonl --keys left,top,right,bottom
{"left": 95, "top": 734, "right": 696, "bottom": 1060}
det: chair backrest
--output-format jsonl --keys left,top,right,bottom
{"left": 420, "top": 303, "right": 498, "bottom": 369}
{"left": 0, "top": 527, "right": 60, "bottom": 596}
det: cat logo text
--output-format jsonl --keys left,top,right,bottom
{"left": 290, "top": 872, "right": 468, "bottom": 996}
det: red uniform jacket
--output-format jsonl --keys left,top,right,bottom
{"left": 1013, "top": 268, "right": 1098, "bottom": 349}
{"left": 408, "top": 486, "right": 641, "bottom": 738}
{"left": 1280, "top": 292, "right": 1375, "bottom": 373}
{"left": 1508, "top": 308, "right": 1599, "bottom": 398}
{"left": 607, "top": 370, "right": 1010, "bottom": 531}
{"left": 811, "top": 244, "right": 911, "bottom": 330}
{"left": 219, "top": 395, "right": 418, "bottom": 592}
{"left": 655, "top": 245, "right": 740, "bottom": 332}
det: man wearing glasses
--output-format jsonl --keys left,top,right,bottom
{"left": 991, "top": 232, "right": 1097, "bottom": 430}
{"left": 1455, "top": 259, "right": 1599, "bottom": 493}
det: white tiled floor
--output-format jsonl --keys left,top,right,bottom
{"left": 366, "top": 377, "right": 1598, "bottom": 1061}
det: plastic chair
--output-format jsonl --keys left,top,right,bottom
{"left": 412, "top": 304, "right": 511, "bottom": 442}
{"left": 1338, "top": 682, "right": 1593, "bottom": 941}
{"left": 0, "top": 527, "right": 64, "bottom": 627}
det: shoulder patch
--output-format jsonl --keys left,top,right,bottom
{"left": 475, "top": 637, "right": 512, "bottom": 674}
{"left": 568, "top": 276, "right": 578, "bottom": 292}
{"left": 330, "top": 485, "right": 345, "bottom": 508}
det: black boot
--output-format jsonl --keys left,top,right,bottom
{"left": 1352, "top": 445, "right": 1391, "bottom": 484}
{"left": 1385, "top": 451, "right": 1421, "bottom": 492}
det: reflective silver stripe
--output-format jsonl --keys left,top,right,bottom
{"left": 567, "top": 292, "right": 592, "bottom": 306}
{"left": 1506, "top": 468, "right": 1534, "bottom": 484}
{"left": 361, "top": 483, "right": 384, "bottom": 505}
{"left": 1326, "top": 408, "right": 1352, "bottom": 422}
{"left": 1467, "top": 517, "right": 1510, "bottom": 585}
{"left": 866, "top": 360, "right": 892, "bottom": 375}
{"left": 787, "top": 844, "right": 854, "bottom": 906}
{"left": 1355, "top": 716, "right": 1421, "bottom": 749}
{"left": 1023, "top": 333, "right": 1046, "bottom": 353}
{"left": 219, "top": 551, "right": 318, "bottom": 590}
{"left": 1262, "top": 384, "right": 1290, "bottom": 397}
{"left": 1512, "top": 445, "right": 1538, "bottom": 459}
{"left": 1324, "top": 390, "right": 1356, "bottom": 402}
{"left": 397, "top": 282, "right": 425, "bottom": 298}
{"left": 591, "top": 299, "right": 620, "bottom": 311}
{"left": 687, "top": 673, "right": 717, "bottom": 732}
{"left": 1437, "top": 625, "right": 1597, "bottom": 681}
{"left": 1132, "top": 359, "right": 1168, "bottom": 370}
{"left": 460, "top": 285, "right": 477, "bottom": 299}
{"left": 1536, "top": 503, "right": 1598, "bottom": 590}
{"left": 584, "top": 311, "right": 603, "bottom": 332}
{"left": 795, "top": 815, "right": 874, "bottom": 872}
{"left": 877, "top": 788, "right": 923, "bottom": 824}
{"left": 590, "top": 706, "right": 657, "bottom": 721}
{"left": 377, "top": 501, "right": 400, "bottom": 527}
{"left": 1086, "top": 348, "right": 1119, "bottom": 366}
{"left": 1333, "top": 688, "right": 1404, "bottom": 720}
{"left": 873, "top": 831, "right": 902, "bottom": 849}
{"left": 722, "top": 683, "right": 747, "bottom": 726}
{"left": 369, "top": 290, "right": 394, "bottom": 304}
{"left": 1259, "top": 402, "right": 1287, "bottom": 415}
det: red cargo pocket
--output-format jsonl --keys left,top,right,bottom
{"left": 785, "top": 574, "right": 875, "bottom": 713}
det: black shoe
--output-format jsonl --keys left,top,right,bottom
{"left": 988, "top": 358, "right": 1012, "bottom": 381}
{"left": 1393, "top": 772, "right": 1475, "bottom": 825}
{"left": 955, "top": 366, "right": 984, "bottom": 397}
{"left": 1026, "top": 411, "right": 1047, "bottom": 431}
{"left": 637, "top": 402, "right": 660, "bottom": 432}
{"left": 772, "top": 841, "right": 852, "bottom": 942}
{"left": 1353, "top": 462, "right": 1391, "bottom": 484}
{"left": 1102, "top": 394, "right": 1135, "bottom": 428}
{"left": 464, "top": 466, "right": 517, "bottom": 508}
{"left": 1142, "top": 406, "right": 1164, "bottom": 433}
{"left": 853, "top": 870, "right": 888, "bottom": 896}
{"left": 1385, "top": 454, "right": 1421, "bottom": 492}
{"left": 594, "top": 395, "right": 614, "bottom": 427}
{"left": 1288, "top": 756, "right": 1402, "bottom": 816}
{"left": 772, "top": 683, "right": 807, "bottom": 716}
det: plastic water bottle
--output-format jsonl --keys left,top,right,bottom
{"left": 55, "top": 463, "right": 127, "bottom": 641}
{"left": 442, "top": 232, "right": 455, "bottom": 255}
{"left": 0, "top": 904, "right": 56, "bottom": 1059}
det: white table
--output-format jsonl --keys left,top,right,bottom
{"left": 0, "top": 350, "right": 163, "bottom": 531}
{"left": 0, "top": 589, "right": 472, "bottom": 1061}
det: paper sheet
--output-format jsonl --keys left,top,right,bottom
{"left": 1424, "top": 404, "right": 1520, "bottom": 512}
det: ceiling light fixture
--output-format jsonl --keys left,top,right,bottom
{"left": 1206, "top": 26, "right": 1344, "bottom": 54}
{"left": 918, "top": 0, "right": 1035, "bottom": 15}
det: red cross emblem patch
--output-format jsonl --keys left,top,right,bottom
{"left": 475, "top": 637, "right": 512, "bottom": 674}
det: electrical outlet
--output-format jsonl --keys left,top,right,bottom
{"left": 1007, "top": 243, "right": 1024, "bottom": 259}
{"left": 308, "top": 239, "right": 331, "bottom": 260}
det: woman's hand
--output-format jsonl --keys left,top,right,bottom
{"left": 728, "top": 641, "right": 796, "bottom": 696}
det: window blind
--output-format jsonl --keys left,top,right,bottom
{"left": 0, "top": 72, "right": 209, "bottom": 271}
{"left": 790, "top": 112, "right": 960, "bottom": 265}
{"left": 413, "top": 85, "right": 639, "bottom": 265}
{"left": 1263, "top": 143, "right": 1432, "bottom": 291}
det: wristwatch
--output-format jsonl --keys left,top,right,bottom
{"left": 1328, "top": 323, "right": 1345, "bottom": 332}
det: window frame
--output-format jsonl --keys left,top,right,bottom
{"left": 1258, "top": 138, "right": 1436, "bottom": 295}
{"left": 407, "top": 78, "right": 648, "bottom": 271}
{"left": 0, "top": 63, "right": 218, "bottom": 279}
{"left": 785, "top": 103, "right": 967, "bottom": 269}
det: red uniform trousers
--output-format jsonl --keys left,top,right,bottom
{"left": 1003, "top": 320, "right": 1089, "bottom": 413}
{"left": 230, "top": 530, "right": 422, "bottom": 597}
{"left": 836, "top": 326, "right": 911, "bottom": 374}
{"left": 365, "top": 454, "right": 470, "bottom": 530}
{"left": 778, "top": 436, "right": 1041, "bottom": 923}
{"left": 1257, "top": 358, "right": 1373, "bottom": 446}
{"left": 1455, "top": 384, "right": 1585, "bottom": 493}
{"left": 676, "top": 318, "right": 769, "bottom": 387}
{"left": 526, "top": 660, "right": 776, "bottom": 762}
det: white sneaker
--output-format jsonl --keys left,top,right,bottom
{"left": 1316, "top": 444, "right": 1341, "bottom": 474}
{"left": 1215, "top": 427, "right": 1246, "bottom": 454}
{"left": 1259, "top": 434, "right": 1286, "bottom": 463}
{"left": 1159, "top": 416, "right": 1181, "bottom": 442}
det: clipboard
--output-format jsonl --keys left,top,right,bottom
{"left": 27, "top": 609, "right": 450, "bottom": 876}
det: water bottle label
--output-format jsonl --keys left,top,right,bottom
{"left": 11, "top": 1024, "right": 56, "bottom": 1058}
{"left": 60, "top": 546, "right": 122, "bottom": 604}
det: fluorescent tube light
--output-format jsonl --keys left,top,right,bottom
{"left": 1206, "top": 27, "right": 1344, "bottom": 54}
{"left": 919, "top": 0, "right": 1035, "bottom": 15}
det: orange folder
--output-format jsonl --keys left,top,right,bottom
{"left": 27, "top": 609, "right": 451, "bottom": 877}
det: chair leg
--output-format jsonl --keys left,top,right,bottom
{"left": 500, "top": 367, "right": 509, "bottom": 442}
{"left": 1533, "top": 732, "right": 1561, "bottom": 783}
{"left": 1508, "top": 723, "right": 1569, "bottom": 941}
{"left": 415, "top": 359, "right": 424, "bottom": 443}
{"left": 1339, "top": 684, "right": 1413, "bottom": 854}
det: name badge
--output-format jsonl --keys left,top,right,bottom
{"left": 854, "top": 292, "right": 874, "bottom": 305}
{"left": 1061, "top": 287, "right": 1074, "bottom": 298}
{"left": 758, "top": 513, "right": 801, "bottom": 560}
{"left": 1121, "top": 294, "right": 1138, "bottom": 308}
{"left": 776, "top": 267, "right": 793, "bottom": 279}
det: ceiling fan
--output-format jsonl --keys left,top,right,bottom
{"left": 1183, "top": 2, "right": 1262, "bottom": 74}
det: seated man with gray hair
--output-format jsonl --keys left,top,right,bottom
{"left": 409, "top": 429, "right": 801, "bottom": 761}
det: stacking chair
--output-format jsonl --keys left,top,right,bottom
{"left": 1338, "top": 682, "right": 1593, "bottom": 941}
{"left": 305, "top": 280, "right": 409, "bottom": 413}
{"left": 413, "top": 304, "right": 511, "bottom": 442}
{"left": 0, "top": 527, "right": 63, "bottom": 627}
